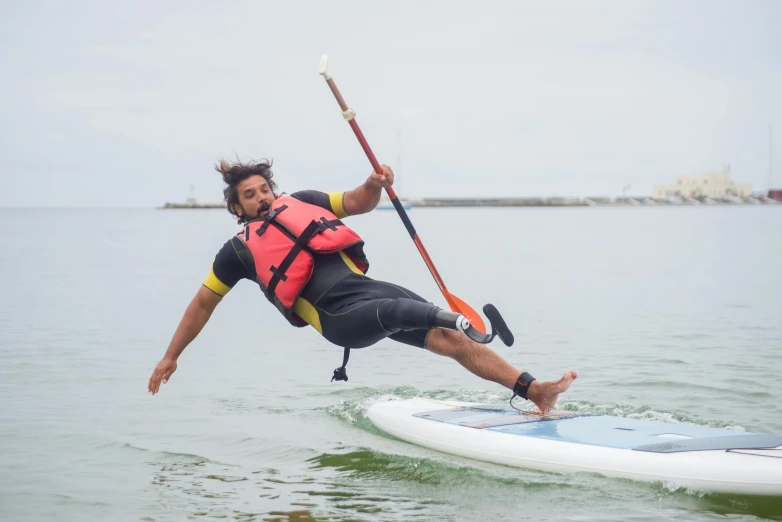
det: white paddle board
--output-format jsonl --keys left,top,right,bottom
{"left": 367, "top": 398, "right": 782, "bottom": 495}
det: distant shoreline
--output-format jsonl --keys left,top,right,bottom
{"left": 160, "top": 195, "right": 780, "bottom": 209}
{"left": 160, "top": 203, "right": 225, "bottom": 209}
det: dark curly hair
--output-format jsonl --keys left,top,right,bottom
{"left": 215, "top": 157, "right": 278, "bottom": 224}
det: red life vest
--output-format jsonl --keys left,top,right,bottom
{"left": 237, "top": 195, "right": 368, "bottom": 326}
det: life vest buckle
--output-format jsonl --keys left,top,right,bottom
{"left": 319, "top": 216, "right": 340, "bottom": 232}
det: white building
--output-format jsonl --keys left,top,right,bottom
{"left": 654, "top": 167, "right": 752, "bottom": 199}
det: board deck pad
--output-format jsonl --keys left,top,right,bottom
{"left": 413, "top": 407, "right": 591, "bottom": 428}
{"left": 634, "top": 434, "right": 782, "bottom": 453}
{"left": 413, "top": 405, "right": 782, "bottom": 452}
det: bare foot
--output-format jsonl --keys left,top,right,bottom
{"left": 526, "top": 370, "right": 578, "bottom": 414}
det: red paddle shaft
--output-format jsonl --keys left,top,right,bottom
{"left": 319, "top": 56, "right": 486, "bottom": 333}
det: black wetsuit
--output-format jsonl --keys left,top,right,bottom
{"left": 202, "top": 190, "right": 439, "bottom": 349}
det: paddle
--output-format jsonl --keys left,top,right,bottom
{"left": 318, "top": 55, "right": 488, "bottom": 333}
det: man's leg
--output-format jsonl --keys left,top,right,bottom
{"left": 425, "top": 329, "right": 578, "bottom": 414}
{"left": 316, "top": 276, "right": 578, "bottom": 414}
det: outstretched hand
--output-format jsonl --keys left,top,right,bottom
{"left": 368, "top": 164, "right": 394, "bottom": 189}
{"left": 148, "top": 356, "right": 177, "bottom": 395}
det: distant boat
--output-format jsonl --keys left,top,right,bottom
{"left": 377, "top": 197, "right": 413, "bottom": 210}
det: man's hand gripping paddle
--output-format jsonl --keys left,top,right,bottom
{"left": 318, "top": 55, "right": 513, "bottom": 347}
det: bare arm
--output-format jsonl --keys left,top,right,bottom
{"left": 148, "top": 285, "right": 222, "bottom": 394}
{"left": 343, "top": 164, "right": 394, "bottom": 216}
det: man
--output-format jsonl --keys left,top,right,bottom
{"left": 148, "top": 158, "right": 577, "bottom": 412}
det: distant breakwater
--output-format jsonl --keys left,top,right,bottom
{"left": 159, "top": 195, "right": 780, "bottom": 209}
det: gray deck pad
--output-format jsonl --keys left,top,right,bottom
{"left": 633, "top": 434, "right": 782, "bottom": 453}
{"left": 413, "top": 407, "right": 591, "bottom": 429}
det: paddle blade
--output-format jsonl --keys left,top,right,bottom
{"left": 447, "top": 293, "right": 487, "bottom": 334}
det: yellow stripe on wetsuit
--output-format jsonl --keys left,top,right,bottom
{"left": 204, "top": 264, "right": 324, "bottom": 333}
{"left": 293, "top": 298, "right": 322, "bottom": 333}
{"left": 338, "top": 251, "right": 366, "bottom": 276}
{"left": 294, "top": 252, "right": 364, "bottom": 333}
{"left": 328, "top": 192, "right": 348, "bottom": 218}
{"left": 203, "top": 265, "right": 231, "bottom": 296}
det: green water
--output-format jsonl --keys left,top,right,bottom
{"left": 1, "top": 206, "right": 780, "bottom": 521}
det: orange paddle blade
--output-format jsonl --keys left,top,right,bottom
{"left": 447, "top": 293, "right": 487, "bottom": 334}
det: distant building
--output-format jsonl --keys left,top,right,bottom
{"left": 654, "top": 167, "right": 752, "bottom": 199}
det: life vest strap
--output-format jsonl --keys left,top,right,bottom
{"left": 319, "top": 216, "right": 343, "bottom": 232}
{"left": 256, "top": 204, "right": 289, "bottom": 237}
{"left": 266, "top": 219, "right": 323, "bottom": 299}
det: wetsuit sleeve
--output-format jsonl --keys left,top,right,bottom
{"left": 203, "top": 237, "right": 252, "bottom": 296}
{"left": 290, "top": 190, "right": 348, "bottom": 219}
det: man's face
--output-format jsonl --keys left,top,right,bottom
{"left": 235, "top": 175, "right": 276, "bottom": 220}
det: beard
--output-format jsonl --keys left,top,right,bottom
{"left": 254, "top": 201, "right": 271, "bottom": 219}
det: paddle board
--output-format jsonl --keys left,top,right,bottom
{"left": 366, "top": 398, "right": 782, "bottom": 495}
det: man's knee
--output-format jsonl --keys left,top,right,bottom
{"left": 378, "top": 298, "right": 438, "bottom": 332}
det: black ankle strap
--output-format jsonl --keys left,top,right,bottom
{"left": 512, "top": 372, "right": 536, "bottom": 400}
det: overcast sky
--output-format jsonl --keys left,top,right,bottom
{"left": 2, "top": 0, "right": 780, "bottom": 207}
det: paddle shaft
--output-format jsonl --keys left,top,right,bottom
{"left": 322, "top": 77, "right": 455, "bottom": 301}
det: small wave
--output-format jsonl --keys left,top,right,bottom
{"left": 118, "top": 442, "right": 237, "bottom": 467}
{"left": 321, "top": 387, "right": 747, "bottom": 433}
{"left": 652, "top": 482, "right": 782, "bottom": 520}
{"left": 616, "top": 380, "right": 725, "bottom": 393}
{"left": 323, "top": 386, "right": 508, "bottom": 434}
{"left": 306, "top": 448, "right": 582, "bottom": 492}
{"left": 204, "top": 474, "right": 248, "bottom": 482}
{"left": 50, "top": 494, "right": 112, "bottom": 507}
{"left": 213, "top": 396, "right": 295, "bottom": 414}
{"left": 554, "top": 400, "right": 746, "bottom": 431}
